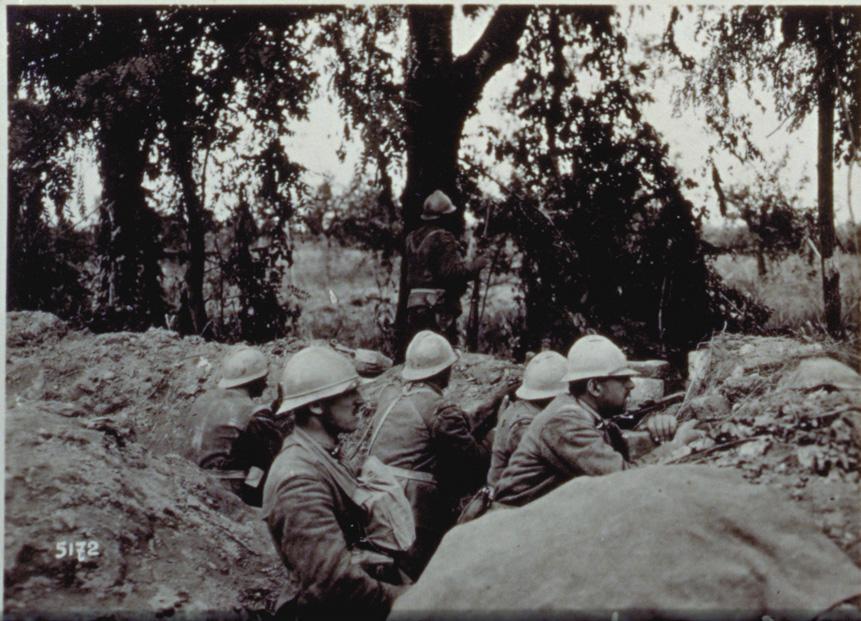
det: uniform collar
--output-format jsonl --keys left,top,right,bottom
{"left": 575, "top": 397, "right": 604, "bottom": 427}
{"left": 291, "top": 426, "right": 341, "bottom": 458}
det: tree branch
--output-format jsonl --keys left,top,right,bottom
{"left": 454, "top": 6, "right": 531, "bottom": 100}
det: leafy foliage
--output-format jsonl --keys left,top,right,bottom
{"left": 463, "top": 7, "right": 767, "bottom": 361}
{"left": 9, "top": 5, "right": 785, "bottom": 358}
{"left": 8, "top": 6, "right": 317, "bottom": 341}
{"left": 220, "top": 199, "right": 300, "bottom": 343}
{"left": 7, "top": 100, "right": 89, "bottom": 318}
{"left": 665, "top": 6, "right": 861, "bottom": 337}
{"left": 667, "top": 6, "right": 861, "bottom": 164}
{"left": 720, "top": 154, "right": 816, "bottom": 274}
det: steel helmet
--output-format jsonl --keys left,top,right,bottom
{"left": 218, "top": 348, "right": 269, "bottom": 389}
{"left": 420, "top": 190, "right": 457, "bottom": 220}
{"left": 516, "top": 351, "right": 568, "bottom": 401}
{"left": 402, "top": 330, "right": 459, "bottom": 381}
{"left": 563, "top": 335, "right": 639, "bottom": 383}
{"left": 277, "top": 346, "right": 361, "bottom": 414}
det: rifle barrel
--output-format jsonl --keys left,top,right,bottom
{"left": 614, "top": 391, "right": 685, "bottom": 430}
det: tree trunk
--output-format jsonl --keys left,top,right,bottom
{"left": 95, "top": 115, "right": 165, "bottom": 331}
{"left": 755, "top": 246, "right": 767, "bottom": 277}
{"left": 815, "top": 26, "right": 842, "bottom": 337}
{"left": 394, "top": 6, "right": 530, "bottom": 357}
{"left": 162, "top": 79, "right": 209, "bottom": 337}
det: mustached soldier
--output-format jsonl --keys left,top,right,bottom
{"left": 263, "top": 346, "right": 409, "bottom": 620}
{"left": 493, "top": 335, "right": 699, "bottom": 507}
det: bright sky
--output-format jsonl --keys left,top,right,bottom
{"left": 284, "top": 6, "right": 859, "bottom": 226}
{"left": 74, "top": 5, "right": 858, "bottom": 226}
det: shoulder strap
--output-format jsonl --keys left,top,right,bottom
{"left": 411, "top": 227, "right": 448, "bottom": 259}
{"left": 291, "top": 428, "right": 359, "bottom": 498}
{"left": 366, "top": 389, "right": 407, "bottom": 454}
{"left": 401, "top": 384, "right": 440, "bottom": 432}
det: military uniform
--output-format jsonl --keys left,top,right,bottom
{"left": 404, "top": 224, "right": 475, "bottom": 345}
{"left": 368, "top": 381, "right": 489, "bottom": 576}
{"left": 493, "top": 394, "right": 639, "bottom": 507}
{"left": 187, "top": 388, "right": 283, "bottom": 506}
{"left": 263, "top": 428, "right": 403, "bottom": 620}
{"left": 486, "top": 399, "right": 542, "bottom": 488}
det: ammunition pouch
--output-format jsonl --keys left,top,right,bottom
{"left": 406, "top": 288, "right": 446, "bottom": 310}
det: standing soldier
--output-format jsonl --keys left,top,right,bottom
{"left": 263, "top": 346, "right": 409, "bottom": 620}
{"left": 403, "top": 190, "right": 488, "bottom": 349}
{"left": 486, "top": 351, "right": 568, "bottom": 488}
{"left": 187, "top": 347, "right": 281, "bottom": 507}
{"left": 493, "top": 335, "right": 700, "bottom": 508}
{"left": 366, "top": 330, "right": 507, "bottom": 577}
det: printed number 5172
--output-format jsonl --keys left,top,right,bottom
{"left": 55, "top": 541, "right": 100, "bottom": 562}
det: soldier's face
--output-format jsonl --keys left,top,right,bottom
{"left": 593, "top": 376, "right": 634, "bottom": 416}
{"left": 324, "top": 389, "right": 363, "bottom": 433}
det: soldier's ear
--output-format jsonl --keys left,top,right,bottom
{"left": 308, "top": 403, "right": 324, "bottom": 416}
{"left": 586, "top": 378, "right": 602, "bottom": 397}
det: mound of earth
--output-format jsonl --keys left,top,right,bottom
{"left": 5, "top": 320, "right": 305, "bottom": 456}
{"left": 3, "top": 402, "right": 288, "bottom": 619}
{"left": 6, "top": 310, "right": 69, "bottom": 347}
{"left": 3, "top": 312, "right": 522, "bottom": 617}
{"left": 393, "top": 466, "right": 861, "bottom": 618}
{"left": 667, "top": 334, "right": 861, "bottom": 564}
{"left": 5, "top": 312, "right": 861, "bottom": 617}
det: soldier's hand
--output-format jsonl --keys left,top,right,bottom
{"left": 470, "top": 254, "right": 490, "bottom": 273}
{"left": 673, "top": 419, "right": 704, "bottom": 446}
{"left": 646, "top": 414, "right": 677, "bottom": 444}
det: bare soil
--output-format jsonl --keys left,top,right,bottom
{"left": 5, "top": 312, "right": 860, "bottom": 618}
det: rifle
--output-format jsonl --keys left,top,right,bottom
{"left": 466, "top": 203, "right": 494, "bottom": 351}
{"left": 469, "top": 378, "right": 520, "bottom": 441}
{"left": 612, "top": 391, "right": 685, "bottom": 431}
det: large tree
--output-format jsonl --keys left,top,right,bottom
{"left": 9, "top": 6, "right": 316, "bottom": 336}
{"left": 9, "top": 7, "right": 168, "bottom": 329}
{"left": 666, "top": 6, "right": 861, "bottom": 337}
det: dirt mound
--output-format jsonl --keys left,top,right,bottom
{"left": 665, "top": 334, "right": 861, "bottom": 564}
{"left": 6, "top": 310, "right": 69, "bottom": 346}
{"left": 393, "top": 466, "right": 861, "bottom": 618}
{"left": 3, "top": 313, "right": 522, "bottom": 617}
{"left": 4, "top": 402, "right": 287, "bottom": 619}
{"left": 5, "top": 317, "right": 306, "bottom": 456}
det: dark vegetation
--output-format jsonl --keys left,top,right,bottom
{"left": 7, "top": 6, "right": 859, "bottom": 359}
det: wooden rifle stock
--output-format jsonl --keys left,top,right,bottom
{"left": 613, "top": 391, "right": 685, "bottom": 430}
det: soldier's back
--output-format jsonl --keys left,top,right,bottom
{"left": 487, "top": 399, "right": 542, "bottom": 488}
{"left": 368, "top": 382, "right": 442, "bottom": 472}
{"left": 188, "top": 388, "right": 256, "bottom": 468}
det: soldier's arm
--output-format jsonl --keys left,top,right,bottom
{"left": 506, "top": 416, "right": 533, "bottom": 456}
{"left": 266, "top": 474, "right": 401, "bottom": 617}
{"left": 538, "top": 412, "right": 630, "bottom": 477}
{"left": 432, "top": 404, "right": 490, "bottom": 467}
{"left": 229, "top": 407, "right": 284, "bottom": 473}
{"left": 432, "top": 231, "right": 477, "bottom": 284}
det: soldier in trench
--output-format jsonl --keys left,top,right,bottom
{"left": 493, "top": 335, "right": 702, "bottom": 508}
{"left": 186, "top": 348, "right": 283, "bottom": 507}
{"left": 486, "top": 350, "right": 569, "bottom": 488}
{"left": 365, "top": 330, "right": 515, "bottom": 578}
{"left": 263, "top": 346, "right": 409, "bottom": 620}
{"left": 403, "top": 189, "right": 488, "bottom": 349}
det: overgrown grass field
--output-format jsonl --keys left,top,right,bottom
{"left": 287, "top": 240, "right": 860, "bottom": 355}
{"left": 713, "top": 252, "right": 860, "bottom": 333}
